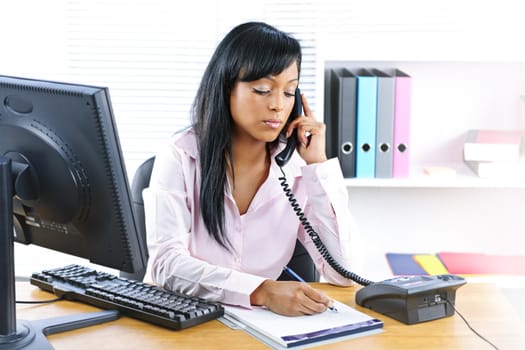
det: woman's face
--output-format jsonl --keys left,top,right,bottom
{"left": 229, "top": 62, "right": 299, "bottom": 144}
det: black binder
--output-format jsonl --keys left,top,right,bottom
{"left": 330, "top": 68, "right": 357, "bottom": 178}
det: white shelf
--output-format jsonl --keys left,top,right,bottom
{"left": 321, "top": 60, "right": 525, "bottom": 190}
{"left": 344, "top": 162, "right": 525, "bottom": 188}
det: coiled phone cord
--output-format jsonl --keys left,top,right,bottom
{"left": 278, "top": 167, "right": 374, "bottom": 287}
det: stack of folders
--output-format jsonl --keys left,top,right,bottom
{"left": 327, "top": 67, "right": 412, "bottom": 179}
{"left": 463, "top": 129, "right": 525, "bottom": 178}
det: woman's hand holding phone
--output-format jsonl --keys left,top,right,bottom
{"left": 285, "top": 93, "right": 327, "bottom": 165}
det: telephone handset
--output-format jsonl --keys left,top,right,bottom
{"left": 275, "top": 88, "right": 302, "bottom": 167}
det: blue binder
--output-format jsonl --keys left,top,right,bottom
{"left": 354, "top": 69, "right": 377, "bottom": 178}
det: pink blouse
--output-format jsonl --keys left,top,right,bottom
{"left": 144, "top": 128, "right": 360, "bottom": 308}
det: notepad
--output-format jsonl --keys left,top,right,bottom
{"left": 222, "top": 301, "right": 383, "bottom": 349}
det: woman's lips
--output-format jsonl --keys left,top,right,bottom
{"left": 264, "top": 120, "right": 282, "bottom": 129}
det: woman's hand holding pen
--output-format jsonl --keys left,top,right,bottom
{"left": 250, "top": 279, "right": 335, "bottom": 317}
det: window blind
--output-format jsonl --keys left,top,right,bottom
{"left": 65, "top": 0, "right": 316, "bottom": 179}
{"left": 8, "top": 0, "right": 317, "bottom": 276}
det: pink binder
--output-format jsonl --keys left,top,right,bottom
{"left": 392, "top": 70, "right": 412, "bottom": 177}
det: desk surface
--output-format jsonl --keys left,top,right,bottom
{"left": 15, "top": 281, "right": 525, "bottom": 350}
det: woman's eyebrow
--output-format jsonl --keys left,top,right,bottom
{"left": 262, "top": 75, "right": 299, "bottom": 83}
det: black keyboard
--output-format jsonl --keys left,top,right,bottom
{"left": 30, "top": 264, "right": 224, "bottom": 330}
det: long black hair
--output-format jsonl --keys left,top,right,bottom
{"left": 191, "top": 22, "right": 302, "bottom": 250}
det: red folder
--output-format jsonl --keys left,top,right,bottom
{"left": 438, "top": 252, "right": 525, "bottom": 275}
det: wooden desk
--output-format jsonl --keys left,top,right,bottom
{"left": 15, "top": 281, "right": 525, "bottom": 349}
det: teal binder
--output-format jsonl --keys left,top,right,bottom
{"left": 354, "top": 69, "right": 377, "bottom": 178}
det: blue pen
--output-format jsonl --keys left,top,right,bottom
{"left": 283, "top": 266, "right": 338, "bottom": 312}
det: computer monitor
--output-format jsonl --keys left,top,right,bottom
{"left": 0, "top": 75, "right": 148, "bottom": 349}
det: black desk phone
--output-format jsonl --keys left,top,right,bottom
{"left": 274, "top": 88, "right": 466, "bottom": 325}
{"left": 355, "top": 274, "right": 466, "bottom": 324}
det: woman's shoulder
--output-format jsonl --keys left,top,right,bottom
{"left": 152, "top": 127, "right": 198, "bottom": 182}
{"left": 165, "top": 126, "right": 198, "bottom": 159}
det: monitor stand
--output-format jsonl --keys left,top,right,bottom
{"left": 0, "top": 156, "right": 120, "bottom": 350}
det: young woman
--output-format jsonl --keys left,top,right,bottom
{"left": 144, "top": 21, "right": 361, "bottom": 316}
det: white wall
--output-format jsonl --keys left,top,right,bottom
{"left": 2, "top": 0, "right": 524, "bottom": 277}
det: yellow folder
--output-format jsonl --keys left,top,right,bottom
{"left": 413, "top": 254, "right": 449, "bottom": 275}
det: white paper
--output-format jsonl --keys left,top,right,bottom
{"left": 223, "top": 300, "right": 383, "bottom": 348}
